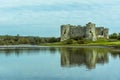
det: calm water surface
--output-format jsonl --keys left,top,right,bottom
{"left": 0, "top": 47, "right": 120, "bottom": 80}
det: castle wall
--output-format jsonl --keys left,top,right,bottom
{"left": 96, "top": 27, "right": 104, "bottom": 38}
{"left": 96, "top": 27, "right": 109, "bottom": 39}
{"left": 69, "top": 26, "right": 85, "bottom": 39}
{"left": 61, "top": 25, "right": 85, "bottom": 41}
{"left": 103, "top": 28, "right": 109, "bottom": 39}
{"left": 61, "top": 22, "right": 109, "bottom": 41}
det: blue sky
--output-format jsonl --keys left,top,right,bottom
{"left": 0, "top": 0, "right": 120, "bottom": 37}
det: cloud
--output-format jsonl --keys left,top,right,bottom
{"left": 0, "top": 0, "right": 120, "bottom": 35}
{"left": 0, "top": 0, "right": 120, "bottom": 8}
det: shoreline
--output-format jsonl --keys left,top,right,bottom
{"left": 0, "top": 44, "right": 116, "bottom": 49}
{"left": 0, "top": 45, "right": 120, "bottom": 52}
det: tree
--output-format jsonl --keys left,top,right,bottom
{"left": 48, "top": 37, "right": 58, "bottom": 43}
{"left": 109, "top": 33, "right": 118, "bottom": 39}
{"left": 18, "top": 38, "right": 30, "bottom": 44}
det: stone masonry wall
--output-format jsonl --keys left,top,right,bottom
{"left": 61, "top": 22, "right": 109, "bottom": 41}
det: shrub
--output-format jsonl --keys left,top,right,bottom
{"left": 77, "top": 40, "right": 85, "bottom": 44}
{"left": 72, "top": 37, "right": 83, "bottom": 41}
{"left": 64, "top": 39, "right": 73, "bottom": 44}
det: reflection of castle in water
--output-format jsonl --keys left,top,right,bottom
{"left": 60, "top": 48, "right": 109, "bottom": 69}
{"left": 0, "top": 47, "right": 120, "bottom": 69}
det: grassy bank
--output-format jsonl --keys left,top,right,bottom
{"left": 41, "top": 39, "right": 120, "bottom": 48}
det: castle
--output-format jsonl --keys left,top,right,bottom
{"left": 61, "top": 22, "right": 109, "bottom": 41}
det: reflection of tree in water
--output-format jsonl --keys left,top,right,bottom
{"left": 49, "top": 47, "right": 57, "bottom": 54}
{"left": 0, "top": 48, "right": 41, "bottom": 56}
{"left": 0, "top": 47, "right": 58, "bottom": 56}
{"left": 110, "top": 50, "right": 120, "bottom": 58}
{"left": 60, "top": 47, "right": 109, "bottom": 69}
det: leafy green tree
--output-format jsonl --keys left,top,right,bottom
{"left": 109, "top": 33, "right": 118, "bottom": 39}
{"left": 0, "top": 39, "right": 4, "bottom": 45}
{"left": 48, "top": 37, "right": 58, "bottom": 43}
{"left": 0, "top": 35, "right": 60, "bottom": 45}
{"left": 18, "top": 38, "right": 30, "bottom": 44}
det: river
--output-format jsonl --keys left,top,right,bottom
{"left": 0, "top": 47, "right": 120, "bottom": 80}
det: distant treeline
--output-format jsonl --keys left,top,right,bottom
{"left": 109, "top": 33, "right": 120, "bottom": 40}
{"left": 0, "top": 34, "right": 60, "bottom": 45}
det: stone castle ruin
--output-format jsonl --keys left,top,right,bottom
{"left": 61, "top": 22, "right": 109, "bottom": 41}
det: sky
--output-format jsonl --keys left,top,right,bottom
{"left": 0, "top": 0, "right": 120, "bottom": 37}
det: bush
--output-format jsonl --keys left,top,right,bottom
{"left": 72, "top": 37, "right": 83, "bottom": 41}
{"left": 64, "top": 39, "right": 73, "bottom": 44}
{"left": 77, "top": 40, "right": 85, "bottom": 44}
{"left": 48, "top": 37, "right": 58, "bottom": 43}
{"left": 117, "top": 36, "right": 120, "bottom": 40}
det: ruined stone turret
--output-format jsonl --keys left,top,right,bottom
{"left": 60, "top": 22, "right": 109, "bottom": 41}
{"left": 61, "top": 24, "right": 71, "bottom": 41}
{"left": 85, "top": 22, "right": 97, "bottom": 41}
{"left": 103, "top": 28, "right": 109, "bottom": 39}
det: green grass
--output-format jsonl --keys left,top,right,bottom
{"left": 88, "top": 41, "right": 120, "bottom": 46}
{"left": 41, "top": 39, "right": 120, "bottom": 47}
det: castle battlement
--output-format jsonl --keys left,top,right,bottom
{"left": 61, "top": 22, "right": 109, "bottom": 41}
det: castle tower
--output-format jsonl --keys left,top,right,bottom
{"left": 85, "top": 22, "right": 97, "bottom": 41}
{"left": 61, "top": 24, "right": 71, "bottom": 41}
{"left": 103, "top": 28, "right": 109, "bottom": 39}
